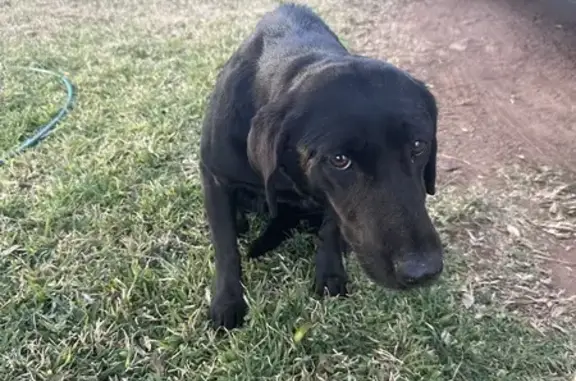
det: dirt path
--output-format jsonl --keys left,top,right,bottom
{"left": 342, "top": 0, "right": 576, "bottom": 293}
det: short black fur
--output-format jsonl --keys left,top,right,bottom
{"left": 200, "top": 3, "right": 444, "bottom": 330}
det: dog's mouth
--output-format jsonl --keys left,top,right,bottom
{"left": 353, "top": 251, "right": 402, "bottom": 289}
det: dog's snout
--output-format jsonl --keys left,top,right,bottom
{"left": 394, "top": 254, "right": 443, "bottom": 287}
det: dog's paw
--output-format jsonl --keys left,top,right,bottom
{"left": 246, "top": 236, "right": 276, "bottom": 259}
{"left": 314, "top": 272, "right": 348, "bottom": 297}
{"left": 209, "top": 291, "right": 248, "bottom": 330}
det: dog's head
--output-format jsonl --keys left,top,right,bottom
{"left": 247, "top": 58, "right": 443, "bottom": 289}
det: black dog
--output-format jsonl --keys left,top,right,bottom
{"left": 200, "top": 3, "right": 444, "bottom": 330}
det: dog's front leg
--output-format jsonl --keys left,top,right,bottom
{"left": 314, "top": 217, "right": 348, "bottom": 297}
{"left": 201, "top": 166, "right": 247, "bottom": 330}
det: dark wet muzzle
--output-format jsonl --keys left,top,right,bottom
{"left": 393, "top": 252, "right": 443, "bottom": 287}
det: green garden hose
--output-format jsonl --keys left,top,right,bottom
{"left": 0, "top": 67, "right": 75, "bottom": 166}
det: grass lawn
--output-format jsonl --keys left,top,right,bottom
{"left": 1, "top": 1, "right": 574, "bottom": 380}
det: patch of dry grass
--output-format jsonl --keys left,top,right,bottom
{"left": 431, "top": 166, "right": 576, "bottom": 333}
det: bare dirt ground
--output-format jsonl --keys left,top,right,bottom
{"left": 339, "top": 0, "right": 576, "bottom": 293}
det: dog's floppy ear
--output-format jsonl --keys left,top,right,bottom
{"left": 247, "top": 101, "right": 291, "bottom": 218}
{"left": 418, "top": 80, "right": 438, "bottom": 196}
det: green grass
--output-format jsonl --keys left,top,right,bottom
{"left": 0, "top": 1, "right": 575, "bottom": 380}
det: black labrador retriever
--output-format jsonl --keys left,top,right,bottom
{"left": 199, "top": 3, "right": 443, "bottom": 330}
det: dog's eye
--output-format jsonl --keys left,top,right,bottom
{"left": 411, "top": 140, "right": 427, "bottom": 156}
{"left": 329, "top": 154, "right": 352, "bottom": 170}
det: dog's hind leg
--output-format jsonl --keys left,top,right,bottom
{"left": 247, "top": 204, "right": 302, "bottom": 259}
{"left": 235, "top": 210, "right": 250, "bottom": 237}
{"left": 301, "top": 213, "right": 323, "bottom": 235}
{"left": 233, "top": 190, "right": 250, "bottom": 237}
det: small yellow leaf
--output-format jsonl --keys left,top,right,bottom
{"left": 293, "top": 323, "right": 313, "bottom": 343}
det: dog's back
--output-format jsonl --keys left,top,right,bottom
{"left": 255, "top": 3, "right": 347, "bottom": 57}
{"left": 256, "top": 4, "right": 347, "bottom": 74}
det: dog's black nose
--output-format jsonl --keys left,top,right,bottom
{"left": 394, "top": 255, "right": 443, "bottom": 287}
